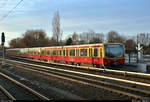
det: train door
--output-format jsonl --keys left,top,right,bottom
{"left": 99, "top": 47, "right": 103, "bottom": 65}
{"left": 93, "top": 47, "right": 100, "bottom": 67}
{"left": 61, "top": 47, "right": 64, "bottom": 62}
{"left": 89, "top": 48, "right": 93, "bottom": 65}
{"left": 76, "top": 48, "right": 79, "bottom": 64}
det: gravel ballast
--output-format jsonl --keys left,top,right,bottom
{"left": 0, "top": 65, "right": 131, "bottom": 100}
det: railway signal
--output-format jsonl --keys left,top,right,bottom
{"left": 1, "top": 32, "right": 5, "bottom": 65}
{"left": 1, "top": 32, "right": 5, "bottom": 45}
{"left": 136, "top": 43, "right": 143, "bottom": 62}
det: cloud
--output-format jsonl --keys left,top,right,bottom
{"left": 1, "top": 0, "right": 150, "bottom": 47}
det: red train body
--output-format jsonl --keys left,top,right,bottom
{"left": 6, "top": 43, "right": 125, "bottom": 68}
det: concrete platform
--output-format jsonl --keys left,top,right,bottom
{"left": 144, "top": 62, "right": 150, "bottom": 73}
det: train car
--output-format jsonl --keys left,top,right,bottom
{"left": 6, "top": 43, "right": 125, "bottom": 68}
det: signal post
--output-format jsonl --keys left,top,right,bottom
{"left": 1, "top": 32, "right": 5, "bottom": 65}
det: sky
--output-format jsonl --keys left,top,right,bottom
{"left": 0, "top": 0, "right": 150, "bottom": 46}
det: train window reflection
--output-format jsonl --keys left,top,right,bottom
{"left": 80, "top": 49, "right": 87, "bottom": 56}
{"left": 105, "top": 44, "right": 124, "bottom": 58}
{"left": 94, "top": 48, "right": 98, "bottom": 57}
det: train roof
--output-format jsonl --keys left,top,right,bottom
{"left": 7, "top": 43, "right": 124, "bottom": 50}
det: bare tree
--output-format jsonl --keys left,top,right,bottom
{"left": 137, "top": 33, "right": 150, "bottom": 46}
{"left": 48, "top": 37, "right": 58, "bottom": 46}
{"left": 9, "top": 37, "right": 23, "bottom": 48}
{"left": 52, "top": 11, "right": 62, "bottom": 45}
{"left": 125, "top": 39, "right": 136, "bottom": 50}
{"left": 22, "top": 29, "right": 50, "bottom": 47}
{"left": 89, "top": 32, "right": 104, "bottom": 44}
{"left": 107, "top": 30, "right": 125, "bottom": 43}
{"left": 78, "top": 30, "right": 95, "bottom": 44}
{"left": 78, "top": 30, "right": 104, "bottom": 44}
{"left": 9, "top": 29, "right": 50, "bottom": 48}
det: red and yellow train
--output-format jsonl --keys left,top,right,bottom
{"left": 6, "top": 43, "right": 125, "bottom": 68}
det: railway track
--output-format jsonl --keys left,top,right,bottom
{"left": 2, "top": 58, "right": 150, "bottom": 100}
{"left": 0, "top": 72, "right": 50, "bottom": 100}
{"left": 5, "top": 56, "right": 150, "bottom": 84}
{"left": 0, "top": 85, "right": 15, "bottom": 100}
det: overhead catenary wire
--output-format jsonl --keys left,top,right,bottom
{"left": 0, "top": 0, "right": 23, "bottom": 21}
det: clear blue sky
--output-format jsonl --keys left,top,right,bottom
{"left": 0, "top": 0, "right": 150, "bottom": 46}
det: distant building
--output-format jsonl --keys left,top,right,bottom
{"left": 137, "top": 33, "right": 150, "bottom": 46}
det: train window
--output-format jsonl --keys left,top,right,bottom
{"left": 72, "top": 49, "right": 75, "bottom": 56}
{"left": 30, "top": 51, "right": 32, "bottom": 54}
{"left": 51, "top": 50, "right": 53, "bottom": 55}
{"left": 69, "top": 50, "right": 71, "bottom": 56}
{"left": 57, "top": 50, "right": 59, "bottom": 56}
{"left": 58, "top": 50, "right": 61, "bottom": 56}
{"left": 89, "top": 48, "right": 92, "bottom": 57}
{"left": 44, "top": 50, "right": 46, "bottom": 55}
{"left": 59, "top": 50, "right": 61, "bottom": 56}
{"left": 33, "top": 50, "right": 36, "bottom": 55}
{"left": 100, "top": 48, "right": 102, "bottom": 58}
{"left": 66, "top": 49, "right": 69, "bottom": 56}
{"left": 80, "top": 49, "right": 87, "bottom": 57}
{"left": 70, "top": 49, "right": 75, "bottom": 56}
{"left": 37, "top": 50, "right": 39, "bottom": 55}
{"left": 80, "top": 49, "right": 84, "bottom": 56}
{"left": 50, "top": 50, "right": 51, "bottom": 55}
{"left": 30, "top": 50, "right": 32, "bottom": 54}
{"left": 29, "top": 50, "right": 32, "bottom": 54}
{"left": 49, "top": 49, "right": 52, "bottom": 55}
{"left": 54, "top": 50, "right": 57, "bottom": 55}
{"left": 85, "top": 49, "right": 87, "bottom": 56}
{"left": 73, "top": 49, "right": 75, "bottom": 56}
{"left": 63, "top": 50, "right": 65, "bottom": 56}
{"left": 41, "top": 50, "right": 45, "bottom": 55}
{"left": 53, "top": 50, "right": 56, "bottom": 56}
{"left": 34, "top": 50, "right": 36, "bottom": 55}
{"left": 56, "top": 50, "right": 58, "bottom": 56}
{"left": 47, "top": 50, "right": 50, "bottom": 55}
{"left": 94, "top": 48, "right": 98, "bottom": 57}
{"left": 33, "top": 51, "right": 35, "bottom": 55}
{"left": 76, "top": 49, "right": 79, "bottom": 56}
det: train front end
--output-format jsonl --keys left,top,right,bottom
{"left": 103, "top": 43, "right": 125, "bottom": 68}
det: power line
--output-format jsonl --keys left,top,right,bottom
{"left": 0, "top": 0, "right": 23, "bottom": 21}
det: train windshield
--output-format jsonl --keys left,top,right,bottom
{"left": 104, "top": 44, "right": 124, "bottom": 58}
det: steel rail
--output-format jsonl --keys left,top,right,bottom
{"left": 23, "top": 64, "right": 150, "bottom": 94}
{"left": 9, "top": 62, "right": 150, "bottom": 94}
{"left": 6, "top": 62, "right": 150, "bottom": 100}
{"left": 3, "top": 56, "right": 150, "bottom": 78}
{"left": 0, "top": 73, "right": 50, "bottom": 100}
{"left": 6, "top": 59, "right": 150, "bottom": 88}
{"left": 0, "top": 85, "right": 16, "bottom": 100}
